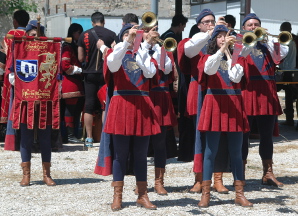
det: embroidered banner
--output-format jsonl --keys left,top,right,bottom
{"left": 12, "top": 40, "right": 61, "bottom": 129}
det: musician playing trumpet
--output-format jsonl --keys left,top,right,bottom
{"left": 197, "top": 25, "right": 252, "bottom": 208}
{"left": 240, "top": 13, "right": 289, "bottom": 188}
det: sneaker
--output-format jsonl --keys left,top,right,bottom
{"left": 85, "top": 137, "right": 94, "bottom": 147}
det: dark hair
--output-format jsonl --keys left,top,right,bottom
{"left": 207, "top": 36, "right": 233, "bottom": 55}
{"left": 224, "top": 14, "right": 236, "bottom": 28}
{"left": 207, "top": 37, "right": 218, "bottom": 55}
{"left": 122, "top": 13, "right": 139, "bottom": 24}
{"left": 91, "top": 12, "right": 104, "bottom": 24}
{"left": 65, "top": 23, "right": 83, "bottom": 55}
{"left": 280, "top": 22, "right": 292, "bottom": 32}
{"left": 189, "top": 24, "right": 200, "bottom": 38}
{"left": 13, "top": 9, "right": 30, "bottom": 27}
{"left": 67, "top": 23, "right": 83, "bottom": 38}
{"left": 171, "top": 14, "right": 188, "bottom": 27}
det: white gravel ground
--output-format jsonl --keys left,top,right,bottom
{"left": 1, "top": 91, "right": 298, "bottom": 215}
{"left": 1, "top": 124, "right": 298, "bottom": 216}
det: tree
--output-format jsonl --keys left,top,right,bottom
{"left": 0, "top": 0, "right": 38, "bottom": 16}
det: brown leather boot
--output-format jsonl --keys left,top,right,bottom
{"left": 261, "top": 159, "right": 283, "bottom": 187}
{"left": 20, "top": 162, "right": 31, "bottom": 186}
{"left": 213, "top": 172, "right": 229, "bottom": 194}
{"left": 198, "top": 180, "right": 212, "bottom": 208}
{"left": 136, "top": 181, "right": 157, "bottom": 210}
{"left": 42, "top": 162, "right": 56, "bottom": 186}
{"left": 111, "top": 181, "right": 124, "bottom": 211}
{"left": 234, "top": 180, "right": 253, "bottom": 207}
{"left": 154, "top": 167, "right": 168, "bottom": 195}
{"left": 189, "top": 172, "right": 202, "bottom": 193}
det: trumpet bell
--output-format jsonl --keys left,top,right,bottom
{"left": 242, "top": 32, "right": 257, "bottom": 47}
{"left": 254, "top": 27, "right": 266, "bottom": 41}
{"left": 141, "top": 12, "right": 157, "bottom": 28}
{"left": 163, "top": 37, "right": 177, "bottom": 52}
{"left": 278, "top": 31, "right": 292, "bottom": 46}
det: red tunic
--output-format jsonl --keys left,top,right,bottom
{"left": 61, "top": 43, "right": 84, "bottom": 99}
{"left": 150, "top": 56, "right": 177, "bottom": 127}
{"left": 242, "top": 43, "right": 282, "bottom": 116}
{"left": 103, "top": 50, "right": 161, "bottom": 136}
{"left": 177, "top": 38, "right": 206, "bottom": 116}
{"left": 198, "top": 55, "right": 249, "bottom": 132}
{"left": 1, "top": 29, "right": 26, "bottom": 123}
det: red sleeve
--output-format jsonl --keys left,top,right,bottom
{"left": 61, "top": 45, "right": 74, "bottom": 74}
{"left": 177, "top": 38, "right": 191, "bottom": 75}
{"left": 103, "top": 48, "right": 113, "bottom": 86}
{"left": 166, "top": 51, "right": 175, "bottom": 84}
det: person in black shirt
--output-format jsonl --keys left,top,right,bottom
{"left": 160, "top": 14, "right": 188, "bottom": 44}
{"left": 78, "top": 12, "right": 116, "bottom": 147}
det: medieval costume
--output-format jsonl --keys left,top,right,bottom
{"left": 241, "top": 13, "right": 288, "bottom": 187}
{"left": 148, "top": 44, "right": 177, "bottom": 195}
{"left": 197, "top": 25, "right": 252, "bottom": 208}
{"left": 95, "top": 24, "right": 160, "bottom": 211}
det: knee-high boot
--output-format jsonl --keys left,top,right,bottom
{"left": 42, "top": 162, "right": 56, "bottom": 186}
{"left": 234, "top": 180, "right": 253, "bottom": 207}
{"left": 198, "top": 180, "right": 212, "bottom": 208}
{"left": 261, "top": 159, "right": 283, "bottom": 187}
{"left": 136, "top": 181, "right": 157, "bottom": 210}
{"left": 20, "top": 162, "right": 31, "bottom": 186}
{"left": 154, "top": 167, "right": 168, "bottom": 195}
{"left": 189, "top": 172, "right": 202, "bottom": 193}
{"left": 213, "top": 172, "right": 229, "bottom": 193}
{"left": 111, "top": 181, "right": 124, "bottom": 211}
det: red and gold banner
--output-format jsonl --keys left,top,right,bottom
{"left": 12, "top": 40, "right": 61, "bottom": 129}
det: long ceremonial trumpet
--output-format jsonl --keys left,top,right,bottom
{"left": 141, "top": 12, "right": 177, "bottom": 52}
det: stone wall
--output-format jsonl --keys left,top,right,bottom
{"left": 42, "top": 0, "right": 190, "bottom": 18}
{"left": 0, "top": 0, "right": 190, "bottom": 40}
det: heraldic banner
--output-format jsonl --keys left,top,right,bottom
{"left": 12, "top": 39, "right": 61, "bottom": 130}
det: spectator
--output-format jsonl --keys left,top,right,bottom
{"left": 78, "top": 12, "right": 116, "bottom": 147}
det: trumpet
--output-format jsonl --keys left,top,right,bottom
{"left": 242, "top": 32, "right": 257, "bottom": 47}
{"left": 230, "top": 27, "right": 292, "bottom": 46}
{"left": 141, "top": 11, "right": 157, "bottom": 28}
{"left": 231, "top": 32, "right": 257, "bottom": 47}
{"left": 154, "top": 37, "right": 177, "bottom": 52}
{"left": 141, "top": 12, "right": 177, "bottom": 52}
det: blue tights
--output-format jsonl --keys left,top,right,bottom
{"left": 20, "top": 123, "right": 52, "bottom": 162}
{"left": 203, "top": 131, "right": 243, "bottom": 181}
{"left": 112, "top": 135, "right": 149, "bottom": 182}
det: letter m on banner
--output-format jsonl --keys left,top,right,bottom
{"left": 12, "top": 39, "right": 61, "bottom": 129}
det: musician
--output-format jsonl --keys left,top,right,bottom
{"left": 144, "top": 27, "right": 177, "bottom": 195}
{"left": 177, "top": 9, "right": 230, "bottom": 194}
{"left": 197, "top": 25, "right": 252, "bottom": 208}
{"left": 241, "top": 13, "right": 289, "bottom": 187}
{"left": 101, "top": 24, "right": 160, "bottom": 211}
